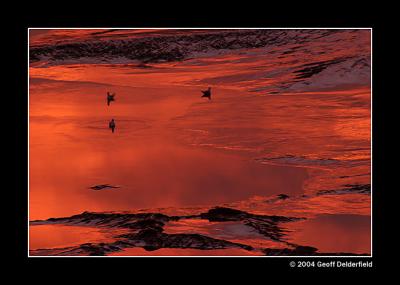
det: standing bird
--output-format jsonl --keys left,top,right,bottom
{"left": 107, "top": 92, "right": 116, "bottom": 106}
{"left": 109, "top": 118, "right": 116, "bottom": 133}
{"left": 201, "top": 87, "right": 212, "bottom": 100}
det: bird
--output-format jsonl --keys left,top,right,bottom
{"left": 109, "top": 118, "right": 116, "bottom": 133}
{"left": 201, "top": 87, "right": 212, "bottom": 100}
{"left": 107, "top": 92, "right": 116, "bottom": 106}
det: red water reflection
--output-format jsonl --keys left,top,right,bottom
{"left": 29, "top": 29, "right": 371, "bottom": 255}
{"left": 284, "top": 214, "right": 371, "bottom": 254}
{"left": 29, "top": 78, "right": 309, "bottom": 220}
{"left": 108, "top": 247, "right": 262, "bottom": 256}
{"left": 29, "top": 224, "right": 121, "bottom": 250}
{"left": 164, "top": 219, "right": 288, "bottom": 250}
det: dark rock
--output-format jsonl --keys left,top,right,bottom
{"left": 31, "top": 211, "right": 172, "bottom": 228}
{"left": 30, "top": 29, "right": 345, "bottom": 65}
{"left": 277, "top": 194, "right": 290, "bottom": 200}
{"left": 200, "top": 207, "right": 300, "bottom": 224}
{"left": 264, "top": 245, "right": 318, "bottom": 256}
{"left": 343, "top": 184, "right": 371, "bottom": 193}
{"left": 30, "top": 207, "right": 303, "bottom": 255}
{"left": 200, "top": 207, "right": 250, "bottom": 221}
{"left": 263, "top": 245, "right": 368, "bottom": 256}
{"left": 122, "top": 219, "right": 165, "bottom": 232}
{"left": 199, "top": 207, "right": 303, "bottom": 242}
{"left": 317, "top": 184, "right": 371, "bottom": 196}
{"left": 293, "top": 58, "right": 348, "bottom": 79}
{"left": 120, "top": 229, "right": 254, "bottom": 252}
{"left": 244, "top": 219, "right": 286, "bottom": 241}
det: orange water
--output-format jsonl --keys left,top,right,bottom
{"left": 29, "top": 29, "right": 371, "bottom": 255}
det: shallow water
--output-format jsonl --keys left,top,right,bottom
{"left": 29, "top": 29, "right": 371, "bottom": 255}
{"left": 284, "top": 214, "right": 371, "bottom": 254}
{"left": 164, "top": 219, "right": 288, "bottom": 250}
{"left": 29, "top": 224, "right": 123, "bottom": 250}
{"left": 29, "top": 79, "right": 309, "bottom": 220}
{"left": 108, "top": 247, "right": 263, "bottom": 256}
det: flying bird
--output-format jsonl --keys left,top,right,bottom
{"left": 107, "top": 92, "right": 116, "bottom": 106}
{"left": 201, "top": 87, "right": 212, "bottom": 100}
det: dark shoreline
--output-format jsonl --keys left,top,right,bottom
{"left": 30, "top": 206, "right": 369, "bottom": 256}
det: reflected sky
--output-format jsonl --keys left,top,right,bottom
{"left": 284, "top": 214, "right": 371, "bottom": 254}
{"left": 29, "top": 29, "right": 371, "bottom": 255}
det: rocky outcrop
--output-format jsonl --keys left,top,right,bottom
{"left": 200, "top": 207, "right": 299, "bottom": 223}
{"left": 30, "top": 29, "right": 346, "bottom": 64}
{"left": 32, "top": 211, "right": 174, "bottom": 225}
{"left": 293, "top": 58, "right": 348, "bottom": 79}
{"left": 31, "top": 229, "right": 253, "bottom": 256}
{"left": 30, "top": 207, "right": 302, "bottom": 255}
{"left": 317, "top": 184, "right": 371, "bottom": 196}
{"left": 200, "top": 207, "right": 301, "bottom": 241}
{"left": 118, "top": 228, "right": 253, "bottom": 252}
{"left": 263, "top": 245, "right": 319, "bottom": 256}
{"left": 30, "top": 206, "right": 366, "bottom": 256}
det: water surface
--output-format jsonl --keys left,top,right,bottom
{"left": 29, "top": 29, "right": 371, "bottom": 255}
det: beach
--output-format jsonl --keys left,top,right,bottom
{"left": 29, "top": 29, "right": 371, "bottom": 256}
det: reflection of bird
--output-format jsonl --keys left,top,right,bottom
{"left": 107, "top": 92, "right": 116, "bottom": 106}
{"left": 89, "top": 184, "right": 120, "bottom": 191}
{"left": 109, "top": 118, "right": 116, "bottom": 133}
{"left": 201, "top": 87, "right": 212, "bottom": 100}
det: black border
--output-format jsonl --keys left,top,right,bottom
{"left": 11, "top": 12, "right": 389, "bottom": 273}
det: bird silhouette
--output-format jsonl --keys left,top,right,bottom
{"left": 201, "top": 87, "right": 212, "bottom": 100}
{"left": 107, "top": 92, "right": 116, "bottom": 106}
